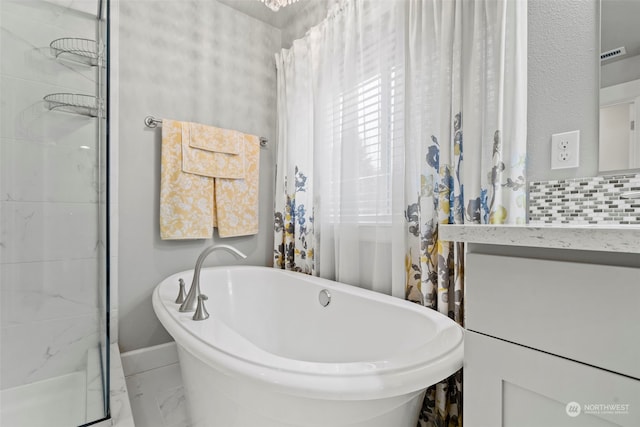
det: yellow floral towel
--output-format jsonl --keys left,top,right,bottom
{"left": 160, "top": 120, "right": 260, "bottom": 240}
{"left": 189, "top": 122, "right": 240, "bottom": 154}
{"left": 160, "top": 119, "right": 214, "bottom": 240}
{"left": 181, "top": 123, "right": 245, "bottom": 179}
{"left": 215, "top": 134, "right": 260, "bottom": 238}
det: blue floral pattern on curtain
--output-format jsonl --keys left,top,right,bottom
{"left": 274, "top": 167, "right": 315, "bottom": 274}
{"left": 406, "top": 114, "right": 526, "bottom": 427}
{"left": 405, "top": 113, "right": 466, "bottom": 427}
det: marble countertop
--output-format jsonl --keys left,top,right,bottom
{"left": 439, "top": 224, "right": 640, "bottom": 253}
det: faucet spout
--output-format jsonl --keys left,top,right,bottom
{"left": 178, "top": 244, "right": 248, "bottom": 312}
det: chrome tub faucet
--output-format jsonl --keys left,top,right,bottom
{"left": 179, "top": 244, "right": 248, "bottom": 313}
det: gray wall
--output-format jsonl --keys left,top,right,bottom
{"left": 527, "top": 0, "right": 600, "bottom": 182}
{"left": 117, "top": 0, "right": 281, "bottom": 352}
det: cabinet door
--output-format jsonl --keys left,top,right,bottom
{"left": 464, "top": 331, "right": 640, "bottom": 427}
{"left": 465, "top": 253, "right": 640, "bottom": 379}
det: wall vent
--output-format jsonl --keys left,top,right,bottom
{"left": 601, "top": 46, "right": 627, "bottom": 61}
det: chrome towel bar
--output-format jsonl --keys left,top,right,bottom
{"left": 144, "top": 115, "right": 268, "bottom": 147}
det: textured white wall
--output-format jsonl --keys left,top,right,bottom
{"left": 527, "top": 0, "right": 600, "bottom": 182}
{"left": 117, "top": 0, "right": 281, "bottom": 352}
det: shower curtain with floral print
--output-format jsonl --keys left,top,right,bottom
{"left": 273, "top": 1, "right": 527, "bottom": 426}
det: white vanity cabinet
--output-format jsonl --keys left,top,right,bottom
{"left": 440, "top": 225, "right": 640, "bottom": 427}
{"left": 465, "top": 331, "right": 639, "bottom": 427}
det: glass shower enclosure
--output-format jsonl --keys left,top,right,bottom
{"left": 0, "top": 0, "right": 110, "bottom": 425}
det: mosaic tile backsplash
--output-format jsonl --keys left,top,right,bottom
{"left": 529, "top": 174, "right": 640, "bottom": 224}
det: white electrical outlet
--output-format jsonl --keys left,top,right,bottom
{"left": 551, "top": 130, "right": 580, "bottom": 169}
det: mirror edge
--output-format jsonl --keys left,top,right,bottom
{"left": 598, "top": 0, "right": 640, "bottom": 176}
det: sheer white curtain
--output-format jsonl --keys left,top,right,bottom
{"left": 274, "top": 0, "right": 407, "bottom": 291}
{"left": 273, "top": 37, "right": 316, "bottom": 274}
{"left": 274, "top": 1, "right": 527, "bottom": 423}
{"left": 313, "top": 0, "right": 407, "bottom": 295}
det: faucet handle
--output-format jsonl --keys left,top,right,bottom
{"left": 193, "top": 294, "right": 210, "bottom": 321}
{"left": 175, "top": 278, "right": 187, "bottom": 304}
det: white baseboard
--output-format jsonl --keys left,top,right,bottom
{"left": 121, "top": 342, "right": 179, "bottom": 377}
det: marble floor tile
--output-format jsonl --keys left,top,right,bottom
{"left": 125, "top": 362, "right": 191, "bottom": 427}
{"left": 111, "top": 345, "right": 135, "bottom": 427}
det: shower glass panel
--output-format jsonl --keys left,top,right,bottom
{"left": 0, "top": 0, "right": 110, "bottom": 426}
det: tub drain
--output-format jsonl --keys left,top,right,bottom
{"left": 319, "top": 289, "right": 331, "bottom": 307}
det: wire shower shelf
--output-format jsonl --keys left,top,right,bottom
{"left": 44, "top": 93, "right": 102, "bottom": 118}
{"left": 49, "top": 38, "right": 101, "bottom": 66}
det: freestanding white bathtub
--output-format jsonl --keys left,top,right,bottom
{"left": 152, "top": 266, "right": 463, "bottom": 427}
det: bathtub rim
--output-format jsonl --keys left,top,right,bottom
{"left": 153, "top": 265, "right": 464, "bottom": 400}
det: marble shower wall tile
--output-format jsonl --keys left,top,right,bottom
{"left": 2, "top": 0, "right": 95, "bottom": 35}
{"left": 0, "top": 201, "right": 99, "bottom": 264}
{"left": 85, "top": 345, "right": 104, "bottom": 421}
{"left": 110, "top": 254, "right": 119, "bottom": 344}
{"left": 68, "top": 0, "right": 100, "bottom": 16}
{"left": 0, "top": 5, "right": 96, "bottom": 91}
{"left": 1, "top": 137, "right": 99, "bottom": 203}
{"left": 0, "top": 258, "right": 99, "bottom": 326}
{"left": 1, "top": 0, "right": 107, "bottom": 392}
{"left": 0, "top": 313, "right": 99, "bottom": 389}
{"left": 0, "top": 76, "right": 97, "bottom": 144}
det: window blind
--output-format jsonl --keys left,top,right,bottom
{"left": 323, "top": 5, "right": 404, "bottom": 224}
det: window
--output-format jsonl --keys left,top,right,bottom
{"left": 324, "top": 40, "right": 404, "bottom": 224}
